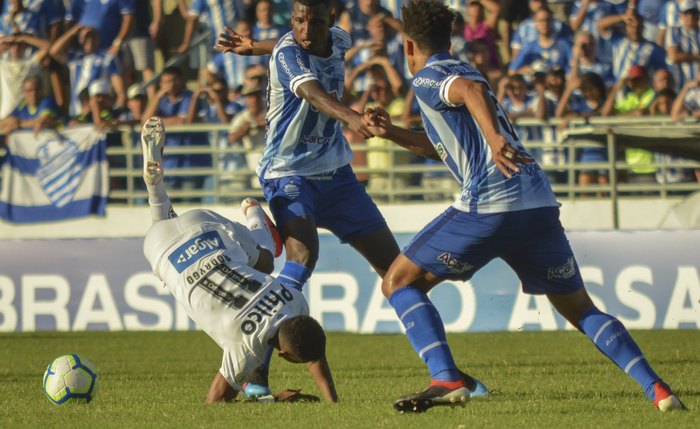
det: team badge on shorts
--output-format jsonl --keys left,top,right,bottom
{"left": 283, "top": 182, "right": 301, "bottom": 199}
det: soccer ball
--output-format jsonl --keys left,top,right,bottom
{"left": 42, "top": 354, "right": 99, "bottom": 405}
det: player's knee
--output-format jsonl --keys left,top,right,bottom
{"left": 381, "top": 268, "right": 406, "bottom": 298}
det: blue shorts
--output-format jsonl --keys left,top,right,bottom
{"left": 261, "top": 165, "right": 387, "bottom": 242}
{"left": 404, "top": 206, "right": 584, "bottom": 295}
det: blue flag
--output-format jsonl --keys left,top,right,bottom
{"left": 0, "top": 126, "right": 109, "bottom": 223}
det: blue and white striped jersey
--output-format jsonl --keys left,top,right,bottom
{"left": 67, "top": 51, "right": 121, "bottom": 116}
{"left": 412, "top": 52, "right": 558, "bottom": 214}
{"left": 189, "top": 0, "right": 238, "bottom": 40}
{"left": 610, "top": 35, "right": 667, "bottom": 80}
{"left": 658, "top": 0, "right": 681, "bottom": 31}
{"left": 667, "top": 26, "right": 700, "bottom": 88}
{"left": 258, "top": 28, "right": 353, "bottom": 179}
{"left": 511, "top": 18, "right": 573, "bottom": 51}
{"left": 207, "top": 52, "right": 264, "bottom": 91}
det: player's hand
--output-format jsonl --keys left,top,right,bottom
{"left": 346, "top": 112, "right": 373, "bottom": 139}
{"left": 362, "top": 107, "right": 392, "bottom": 137}
{"left": 214, "top": 26, "right": 255, "bottom": 55}
{"left": 488, "top": 135, "right": 534, "bottom": 179}
{"left": 273, "top": 389, "right": 320, "bottom": 403}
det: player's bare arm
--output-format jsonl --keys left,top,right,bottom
{"left": 214, "top": 26, "right": 279, "bottom": 56}
{"left": 447, "top": 77, "right": 531, "bottom": 178}
{"left": 362, "top": 107, "right": 439, "bottom": 160}
{"left": 307, "top": 356, "right": 338, "bottom": 402}
{"left": 205, "top": 372, "right": 239, "bottom": 403}
{"left": 296, "top": 80, "right": 373, "bottom": 139}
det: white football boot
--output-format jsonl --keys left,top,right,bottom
{"left": 141, "top": 116, "right": 165, "bottom": 185}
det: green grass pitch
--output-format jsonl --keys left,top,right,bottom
{"left": 1, "top": 330, "right": 697, "bottom": 428}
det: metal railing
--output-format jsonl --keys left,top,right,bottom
{"left": 1, "top": 117, "right": 699, "bottom": 215}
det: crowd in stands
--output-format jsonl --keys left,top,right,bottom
{"left": 0, "top": 0, "right": 699, "bottom": 202}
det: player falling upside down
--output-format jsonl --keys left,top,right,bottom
{"left": 363, "top": 0, "right": 686, "bottom": 414}
{"left": 214, "top": 0, "right": 486, "bottom": 399}
{"left": 140, "top": 116, "right": 337, "bottom": 403}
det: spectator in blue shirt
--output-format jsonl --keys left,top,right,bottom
{"left": 1, "top": 0, "right": 64, "bottom": 40}
{"left": 78, "top": 0, "right": 135, "bottom": 55}
{"left": 338, "top": 0, "right": 402, "bottom": 42}
{"left": 657, "top": 0, "right": 684, "bottom": 46}
{"left": 666, "top": 0, "right": 700, "bottom": 89}
{"left": 511, "top": 0, "right": 573, "bottom": 60}
{"left": 142, "top": 66, "right": 211, "bottom": 196}
{"left": 0, "top": 75, "right": 60, "bottom": 135}
{"left": 510, "top": 8, "right": 573, "bottom": 76}
{"left": 557, "top": 71, "right": 610, "bottom": 189}
{"left": 49, "top": 23, "right": 127, "bottom": 116}
{"left": 601, "top": 10, "right": 667, "bottom": 81}
{"left": 206, "top": 20, "right": 264, "bottom": 91}
{"left": 571, "top": 31, "right": 615, "bottom": 87}
{"left": 253, "top": 0, "right": 289, "bottom": 41}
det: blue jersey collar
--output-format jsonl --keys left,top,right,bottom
{"left": 426, "top": 51, "right": 453, "bottom": 66}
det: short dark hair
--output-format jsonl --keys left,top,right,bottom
{"left": 161, "top": 66, "right": 182, "bottom": 78}
{"left": 580, "top": 72, "right": 607, "bottom": 102}
{"left": 401, "top": 0, "right": 454, "bottom": 53}
{"left": 292, "top": 0, "right": 329, "bottom": 8}
{"left": 278, "top": 315, "right": 326, "bottom": 362}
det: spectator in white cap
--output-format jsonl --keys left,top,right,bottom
{"left": 120, "top": 83, "right": 147, "bottom": 126}
{"left": 89, "top": 79, "right": 119, "bottom": 130}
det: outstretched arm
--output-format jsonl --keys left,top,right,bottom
{"left": 205, "top": 372, "right": 239, "bottom": 403}
{"left": 49, "top": 23, "right": 82, "bottom": 64}
{"left": 363, "top": 107, "right": 439, "bottom": 160}
{"left": 307, "top": 356, "right": 338, "bottom": 402}
{"left": 215, "top": 26, "right": 279, "bottom": 56}
{"left": 297, "top": 80, "right": 373, "bottom": 139}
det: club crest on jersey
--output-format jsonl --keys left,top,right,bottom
{"left": 168, "top": 231, "right": 225, "bottom": 273}
{"left": 547, "top": 257, "right": 576, "bottom": 280}
{"left": 437, "top": 252, "right": 473, "bottom": 274}
{"left": 435, "top": 143, "right": 448, "bottom": 161}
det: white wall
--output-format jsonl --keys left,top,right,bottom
{"left": 0, "top": 197, "right": 693, "bottom": 240}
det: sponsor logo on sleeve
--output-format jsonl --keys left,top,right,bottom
{"left": 277, "top": 51, "right": 294, "bottom": 79}
{"left": 413, "top": 77, "right": 441, "bottom": 88}
{"left": 167, "top": 231, "right": 226, "bottom": 273}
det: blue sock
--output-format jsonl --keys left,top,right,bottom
{"left": 261, "top": 347, "right": 273, "bottom": 369}
{"left": 579, "top": 307, "right": 660, "bottom": 400}
{"left": 278, "top": 261, "right": 311, "bottom": 291}
{"left": 389, "top": 286, "right": 460, "bottom": 382}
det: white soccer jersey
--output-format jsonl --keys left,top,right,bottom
{"left": 412, "top": 52, "right": 558, "bottom": 214}
{"left": 258, "top": 27, "right": 353, "bottom": 179}
{"left": 143, "top": 210, "right": 309, "bottom": 389}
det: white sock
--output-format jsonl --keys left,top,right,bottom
{"left": 244, "top": 205, "right": 275, "bottom": 253}
{"left": 147, "top": 182, "right": 177, "bottom": 223}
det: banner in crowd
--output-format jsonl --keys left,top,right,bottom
{"left": 0, "top": 126, "right": 108, "bottom": 223}
{"left": 0, "top": 231, "right": 698, "bottom": 333}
